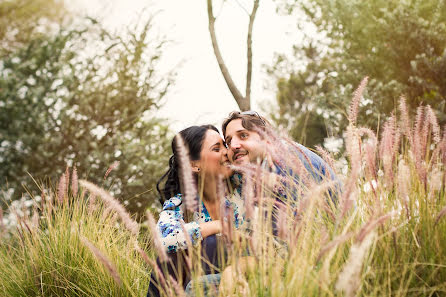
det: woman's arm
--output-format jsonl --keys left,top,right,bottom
{"left": 157, "top": 196, "right": 222, "bottom": 253}
{"left": 199, "top": 220, "right": 222, "bottom": 238}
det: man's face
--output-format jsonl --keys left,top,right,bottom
{"left": 224, "top": 119, "right": 267, "bottom": 165}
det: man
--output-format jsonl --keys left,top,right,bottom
{"left": 222, "top": 110, "right": 339, "bottom": 202}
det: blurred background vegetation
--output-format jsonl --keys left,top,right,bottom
{"left": 0, "top": 0, "right": 173, "bottom": 217}
{"left": 1, "top": 0, "right": 445, "bottom": 217}
{"left": 268, "top": 0, "right": 446, "bottom": 149}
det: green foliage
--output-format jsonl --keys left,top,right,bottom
{"left": 0, "top": 0, "right": 67, "bottom": 56}
{"left": 0, "top": 17, "right": 173, "bottom": 215}
{"left": 0, "top": 186, "right": 151, "bottom": 296}
{"left": 269, "top": 0, "right": 446, "bottom": 150}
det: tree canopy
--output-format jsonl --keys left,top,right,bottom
{"left": 0, "top": 14, "right": 174, "bottom": 216}
{"left": 269, "top": 0, "right": 446, "bottom": 150}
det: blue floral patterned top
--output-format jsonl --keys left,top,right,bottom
{"left": 157, "top": 193, "right": 244, "bottom": 253}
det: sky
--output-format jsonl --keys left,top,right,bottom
{"left": 71, "top": 0, "right": 302, "bottom": 132}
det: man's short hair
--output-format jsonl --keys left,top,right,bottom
{"left": 222, "top": 111, "right": 270, "bottom": 138}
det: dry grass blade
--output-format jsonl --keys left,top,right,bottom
{"left": 80, "top": 236, "right": 122, "bottom": 286}
{"left": 79, "top": 180, "right": 139, "bottom": 235}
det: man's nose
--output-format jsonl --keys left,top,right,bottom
{"left": 230, "top": 138, "right": 241, "bottom": 149}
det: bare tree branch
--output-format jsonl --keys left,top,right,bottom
{"left": 207, "top": 0, "right": 256, "bottom": 111}
{"left": 233, "top": 0, "right": 250, "bottom": 15}
{"left": 245, "top": 0, "right": 259, "bottom": 107}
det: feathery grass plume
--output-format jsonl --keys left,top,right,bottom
{"left": 429, "top": 165, "right": 443, "bottom": 196}
{"left": 31, "top": 206, "right": 39, "bottom": 230}
{"left": 0, "top": 208, "right": 4, "bottom": 234}
{"left": 64, "top": 166, "right": 70, "bottom": 194}
{"left": 276, "top": 204, "right": 288, "bottom": 241}
{"left": 179, "top": 223, "right": 193, "bottom": 270}
{"left": 399, "top": 96, "right": 412, "bottom": 144}
{"left": 104, "top": 161, "right": 120, "bottom": 180}
{"left": 71, "top": 166, "right": 78, "bottom": 196}
{"left": 435, "top": 206, "right": 446, "bottom": 226}
{"left": 359, "top": 128, "right": 378, "bottom": 181}
{"left": 221, "top": 205, "right": 234, "bottom": 247}
{"left": 147, "top": 257, "right": 170, "bottom": 297}
{"left": 316, "top": 232, "right": 354, "bottom": 263}
{"left": 426, "top": 105, "right": 441, "bottom": 144}
{"left": 88, "top": 194, "right": 98, "bottom": 214}
{"left": 357, "top": 212, "right": 393, "bottom": 242}
{"left": 57, "top": 173, "right": 66, "bottom": 204}
{"left": 379, "top": 114, "right": 399, "bottom": 187}
{"left": 175, "top": 136, "right": 198, "bottom": 212}
{"left": 40, "top": 188, "right": 46, "bottom": 211}
{"left": 243, "top": 172, "right": 255, "bottom": 220}
{"left": 79, "top": 180, "right": 139, "bottom": 235}
{"left": 397, "top": 160, "right": 411, "bottom": 220}
{"left": 335, "top": 231, "right": 376, "bottom": 297}
{"left": 342, "top": 125, "right": 361, "bottom": 215}
{"left": 413, "top": 106, "right": 428, "bottom": 185}
{"left": 134, "top": 241, "right": 151, "bottom": 266}
{"left": 315, "top": 145, "right": 336, "bottom": 176}
{"left": 439, "top": 128, "right": 446, "bottom": 165}
{"left": 348, "top": 76, "right": 369, "bottom": 126}
{"left": 80, "top": 236, "right": 122, "bottom": 286}
{"left": 414, "top": 106, "right": 427, "bottom": 159}
{"left": 168, "top": 275, "right": 186, "bottom": 297}
{"left": 345, "top": 125, "right": 361, "bottom": 178}
{"left": 146, "top": 210, "right": 168, "bottom": 262}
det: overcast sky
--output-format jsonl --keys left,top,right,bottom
{"left": 71, "top": 0, "right": 302, "bottom": 131}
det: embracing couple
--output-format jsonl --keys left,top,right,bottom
{"left": 147, "top": 111, "right": 338, "bottom": 297}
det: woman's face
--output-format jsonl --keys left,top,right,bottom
{"left": 198, "top": 130, "right": 232, "bottom": 179}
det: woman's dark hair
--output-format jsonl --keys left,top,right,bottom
{"left": 156, "top": 125, "right": 219, "bottom": 203}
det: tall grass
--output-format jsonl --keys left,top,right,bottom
{"left": 1, "top": 79, "right": 446, "bottom": 296}
{"left": 0, "top": 180, "right": 151, "bottom": 296}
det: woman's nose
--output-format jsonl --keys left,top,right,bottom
{"left": 221, "top": 145, "right": 228, "bottom": 156}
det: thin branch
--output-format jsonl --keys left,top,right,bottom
{"left": 234, "top": 0, "right": 250, "bottom": 15}
{"left": 245, "top": 0, "right": 259, "bottom": 107}
{"left": 207, "top": 0, "right": 247, "bottom": 110}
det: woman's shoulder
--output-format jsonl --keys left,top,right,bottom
{"left": 162, "top": 194, "right": 183, "bottom": 211}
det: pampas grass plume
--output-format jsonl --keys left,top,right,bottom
{"left": 57, "top": 173, "right": 66, "bottom": 204}
{"left": 348, "top": 76, "right": 369, "bottom": 126}
{"left": 336, "top": 231, "right": 376, "bottom": 297}
{"left": 175, "top": 136, "right": 198, "bottom": 212}
{"left": 71, "top": 166, "right": 78, "bottom": 196}
{"left": 80, "top": 236, "right": 122, "bottom": 286}
{"left": 79, "top": 180, "right": 139, "bottom": 235}
{"left": 104, "top": 161, "right": 120, "bottom": 180}
{"left": 146, "top": 211, "right": 168, "bottom": 262}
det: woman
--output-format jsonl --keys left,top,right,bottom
{"left": 147, "top": 125, "right": 243, "bottom": 297}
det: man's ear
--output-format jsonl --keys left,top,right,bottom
{"left": 191, "top": 160, "right": 201, "bottom": 173}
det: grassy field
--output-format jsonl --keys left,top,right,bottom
{"left": 1, "top": 82, "right": 446, "bottom": 296}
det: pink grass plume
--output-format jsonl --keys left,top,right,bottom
{"left": 80, "top": 236, "right": 122, "bottom": 286}
{"left": 175, "top": 136, "right": 198, "bottom": 212}
{"left": 57, "top": 173, "right": 66, "bottom": 204}
{"left": 79, "top": 180, "right": 139, "bottom": 235}
{"left": 71, "top": 166, "right": 78, "bottom": 197}
{"left": 348, "top": 76, "right": 369, "bottom": 126}
{"left": 146, "top": 211, "right": 168, "bottom": 262}
{"left": 104, "top": 161, "right": 120, "bottom": 180}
